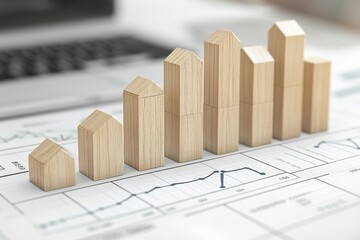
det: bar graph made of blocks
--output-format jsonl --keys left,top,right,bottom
{"left": 1, "top": 19, "right": 360, "bottom": 240}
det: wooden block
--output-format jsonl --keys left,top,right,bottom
{"left": 78, "top": 109, "right": 124, "bottom": 180}
{"left": 239, "top": 46, "right": 274, "bottom": 146}
{"left": 124, "top": 76, "right": 164, "bottom": 171}
{"left": 204, "top": 29, "right": 241, "bottom": 154}
{"left": 204, "top": 104, "right": 239, "bottom": 154}
{"left": 302, "top": 58, "right": 331, "bottom": 133}
{"left": 164, "top": 48, "right": 203, "bottom": 116}
{"left": 165, "top": 112, "right": 203, "bottom": 162}
{"left": 204, "top": 29, "right": 241, "bottom": 108}
{"left": 29, "top": 138, "right": 75, "bottom": 191}
{"left": 239, "top": 102, "right": 273, "bottom": 147}
{"left": 240, "top": 46, "right": 274, "bottom": 104}
{"left": 273, "top": 86, "right": 303, "bottom": 140}
{"left": 268, "top": 20, "right": 305, "bottom": 87}
{"left": 164, "top": 48, "right": 204, "bottom": 162}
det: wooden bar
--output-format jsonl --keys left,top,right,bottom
{"left": 204, "top": 29, "right": 241, "bottom": 154}
{"left": 268, "top": 20, "right": 305, "bottom": 140}
{"left": 123, "top": 76, "right": 164, "bottom": 170}
{"left": 302, "top": 58, "right": 331, "bottom": 133}
{"left": 239, "top": 46, "right": 274, "bottom": 147}
{"left": 164, "top": 48, "right": 203, "bottom": 162}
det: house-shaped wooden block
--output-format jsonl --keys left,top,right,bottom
{"left": 204, "top": 29, "right": 241, "bottom": 154}
{"left": 123, "top": 76, "right": 164, "bottom": 170}
{"left": 164, "top": 48, "right": 203, "bottom": 116}
{"left": 268, "top": 20, "right": 305, "bottom": 87}
{"left": 268, "top": 20, "right": 305, "bottom": 140}
{"left": 164, "top": 48, "right": 203, "bottom": 162}
{"left": 29, "top": 138, "right": 75, "bottom": 191}
{"left": 204, "top": 29, "right": 241, "bottom": 108}
{"left": 240, "top": 46, "right": 274, "bottom": 147}
{"left": 78, "top": 109, "right": 124, "bottom": 180}
{"left": 240, "top": 46, "right": 274, "bottom": 105}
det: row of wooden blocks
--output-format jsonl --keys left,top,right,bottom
{"left": 29, "top": 19, "right": 331, "bottom": 191}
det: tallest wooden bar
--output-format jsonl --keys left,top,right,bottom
{"left": 204, "top": 30, "right": 241, "bottom": 154}
{"left": 268, "top": 20, "right": 305, "bottom": 140}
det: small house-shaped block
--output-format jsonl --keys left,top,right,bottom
{"left": 29, "top": 138, "right": 75, "bottom": 191}
{"left": 78, "top": 109, "right": 124, "bottom": 180}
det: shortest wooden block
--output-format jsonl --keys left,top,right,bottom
{"left": 204, "top": 105, "right": 239, "bottom": 155}
{"left": 29, "top": 138, "right": 75, "bottom": 191}
{"left": 165, "top": 112, "right": 203, "bottom": 162}
{"left": 240, "top": 102, "right": 273, "bottom": 147}
{"left": 302, "top": 58, "right": 331, "bottom": 133}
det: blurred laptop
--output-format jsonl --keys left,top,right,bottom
{"left": 0, "top": 0, "right": 175, "bottom": 119}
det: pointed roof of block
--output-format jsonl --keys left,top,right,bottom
{"left": 269, "top": 20, "right": 305, "bottom": 37}
{"left": 205, "top": 29, "right": 241, "bottom": 45}
{"left": 30, "top": 138, "right": 70, "bottom": 164}
{"left": 78, "top": 109, "right": 117, "bottom": 134}
{"left": 164, "top": 48, "right": 201, "bottom": 66}
{"left": 242, "top": 46, "right": 274, "bottom": 64}
{"left": 124, "top": 76, "right": 163, "bottom": 98}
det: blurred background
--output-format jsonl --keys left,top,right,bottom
{"left": 0, "top": 0, "right": 359, "bottom": 124}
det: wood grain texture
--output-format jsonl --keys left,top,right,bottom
{"left": 273, "top": 86, "right": 303, "bottom": 140}
{"left": 204, "top": 29, "right": 241, "bottom": 108}
{"left": 239, "top": 46, "right": 274, "bottom": 146}
{"left": 203, "top": 29, "right": 241, "bottom": 154}
{"left": 204, "top": 104, "right": 239, "bottom": 154}
{"left": 268, "top": 20, "right": 305, "bottom": 87}
{"left": 239, "top": 102, "right": 273, "bottom": 147}
{"left": 269, "top": 20, "right": 305, "bottom": 140}
{"left": 302, "top": 58, "right": 331, "bottom": 133}
{"left": 165, "top": 112, "right": 203, "bottom": 162}
{"left": 164, "top": 48, "right": 203, "bottom": 116}
{"left": 164, "top": 48, "right": 203, "bottom": 162}
{"left": 240, "top": 46, "right": 274, "bottom": 104}
{"left": 124, "top": 76, "right": 164, "bottom": 171}
{"left": 29, "top": 138, "right": 75, "bottom": 191}
{"left": 78, "top": 109, "right": 124, "bottom": 181}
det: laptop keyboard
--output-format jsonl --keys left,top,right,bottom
{"left": 0, "top": 36, "right": 172, "bottom": 81}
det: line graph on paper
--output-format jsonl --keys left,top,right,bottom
{"left": 0, "top": 129, "right": 77, "bottom": 145}
{"left": 314, "top": 136, "right": 360, "bottom": 150}
{"left": 284, "top": 129, "right": 360, "bottom": 162}
{"left": 14, "top": 154, "right": 282, "bottom": 232}
{"left": 0, "top": 104, "right": 122, "bottom": 152}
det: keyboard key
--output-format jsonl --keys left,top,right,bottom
{"left": 0, "top": 36, "right": 172, "bottom": 81}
